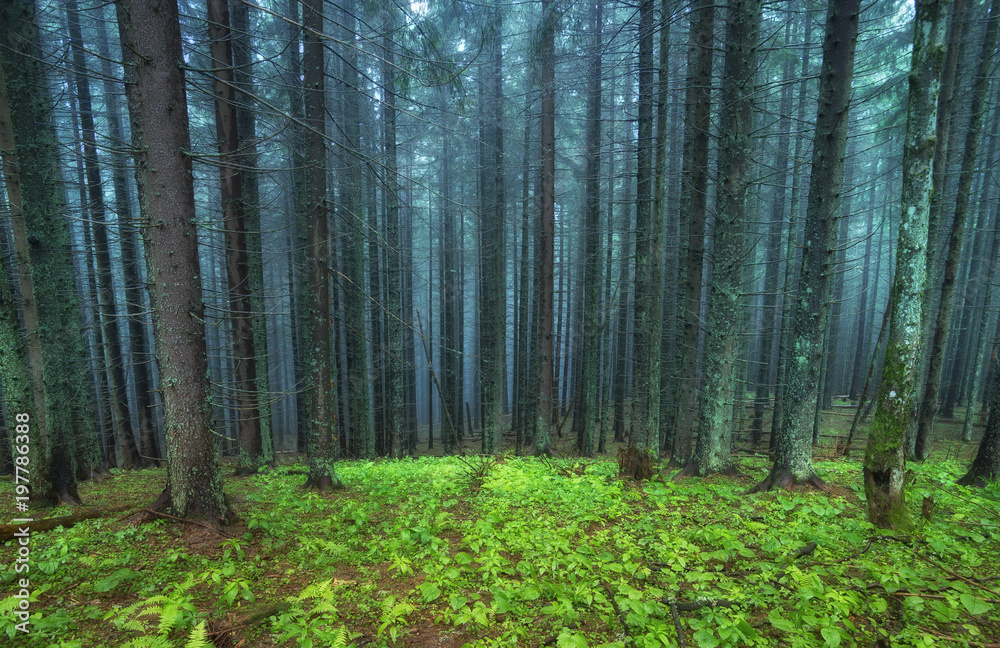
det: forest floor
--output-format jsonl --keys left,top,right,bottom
{"left": 1, "top": 409, "right": 999, "bottom": 648}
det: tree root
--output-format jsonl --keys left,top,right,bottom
{"left": 125, "top": 485, "right": 239, "bottom": 531}
{"left": 749, "top": 467, "right": 830, "bottom": 494}
{"left": 529, "top": 442, "right": 555, "bottom": 458}
{"left": 303, "top": 473, "right": 344, "bottom": 491}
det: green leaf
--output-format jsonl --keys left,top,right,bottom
{"left": 767, "top": 609, "right": 797, "bottom": 633}
{"left": 522, "top": 586, "right": 541, "bottom": 601}
{"left": 735, "top": 619, "right": 759, "bottom": 641}
{"left": 960, "top": 593, "right": 991, "bottom": 616}
{"left": 821, "top": 626, "right": 841, "bottom": 648}
{"left": 419, "top": 582, "right": 442, "bottom": 602}
{"left": 693, "top": 628, "right": 720, "bottom": 648}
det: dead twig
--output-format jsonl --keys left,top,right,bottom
{"left": 668, "top": 599, "right": 687, "bottom": 648}
{"left": 137, "top": 508, "right": 231, "bottom": 537}
{"left": 601, "top": 580, "right": 637, "bottom": 648}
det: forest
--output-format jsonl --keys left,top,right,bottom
{"left": 1, "top": 0, "right": 1000, "bottom": 645}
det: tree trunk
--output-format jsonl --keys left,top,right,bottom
{"left": 297, "top": 0, "right": 340, "bottom": 488}
{"left": 915, "top": 0, "right": 999, "bottom": 459}
{"left": 115, "top": 0, "right": 236, "bottom": 521}
{"left": 0, "top": 0, "right": 100, "bottom": 505}
{"left": 680, "top": 0, "right": 761, "bottom": 479}
{"left": 231, "top": 0, "right": 273, "bottom": 466}
{"left": 339, "top": 0, "right": 373, "bottom": 459}
{"left": 206, "top": 0, "right": 265, "bottom": 474}
{"left": 630, "top": 0, "right": 657, "bottom": 453}
{"left": 479, "top": 0, "right": 506, "bottom": 455}
{"left": 515, "top": 95, "right": 534, "bottom": 453}
{"left": 753, "top": 0, "right": 862, "bottom": 492}
{"left": 382, "top": 10, "right": 402, "bottom": 457}
{"left": 533, "top": 0, "right": 556, "bottom": 454}
{"left": 770, "top": 11, "right": 813, "bottom": 452}
{"left": 672, "top": 0, "right": 715, "bottom": 466}
{"left": 65, "top": 0, "right": 141, "bottom": 470}
{"left": 863, "top": 0, "right": 950, "bottom": 530}
{"left": 579, "top": 0, "right": 603, "bottom": 458}
{"left": 751, "top": 42, "right": 794, "bottom": 446}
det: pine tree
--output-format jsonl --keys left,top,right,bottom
{"left": 864, "top": 0, "right": 951, "bottom": 529}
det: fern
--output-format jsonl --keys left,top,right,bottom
{"left": 331, "top": 625, "right": 349, "bottom": 648}
{"left": 105, "top": 578, "right": 201, "bottom": 642}
{"left": 184, "top": 621, "right": 212, "bottom": 648}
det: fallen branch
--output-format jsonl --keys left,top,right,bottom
{"left": 911, "top": 551, "right": 1000, "bottom": 599}
{"left": 0, "top": 505, "right": 132, "bottom": 542}
{"left": 669, "top": 598, "right": 739, "bottom": 611}
{"left": 922, "top": 627, "right": 1000, "bottom": 648}
{"left": 208, "top": 602, "right": 292, "bottom": 642}
{"left": 601, "top": 580, "right": 637, "bottom": 648}
{"left": 668, "top": 599, "right": 688, "bottom": 648}
{"left": 772, "top": 542, "right": 818, "bottom": 585}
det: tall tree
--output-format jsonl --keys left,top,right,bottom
{"left": 671, "top": 0, "right": 714, "bottom": 465}
{"left": 579, "top": 0, "right": 603, "bottom": 458}
{"left": 679, "top": 0, "right": 761, "bottom": 478}
{"left": 753, "top": 0, "right": 862, "bottom": 492}
{"left": 382, "top": 6, "right": 403, "bottom": 457}
{"left": 479, "top": 0, "right": 506, "bottom": 455}
{"left": 207, "top": 0, "right": 267, "bottom": 474}
{"left": 299, "top": 0, "right": 341, "bottom": 488}
{"left": 914, "top": 0, "right": 998, "bottom": 459}
{"left": 533, "top": 0, "right": 556, "bottom": 455}
{"left": 863, "top": 0, "right": 950, "bottom": 529}
{"left": 1, "top": 0, "right": 100, "bottom": 504}
{"left": 115, "top": 0, "right": 236, "bottom": 522}
{"left": 630, "top": 0, "right": 659, "bottom": 452}
{"left": 339, "top": 0, "right": 373, "bottom": 459}
{"left": 231, "top": 0, "right": 273, "bottom": 467}
{"left": 65, "top": 0, "right": 141, "bottom": 469}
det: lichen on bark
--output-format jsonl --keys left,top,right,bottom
{"left": 863, "top": 0, "right": 951, "bottom": 531}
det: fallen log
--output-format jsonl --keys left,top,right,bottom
{"left": 0, "top": 505, "right": 132, "bottom": 542}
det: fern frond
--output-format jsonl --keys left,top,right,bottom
{"left": 184, "top": 621, "right": 211, "bottom": 648}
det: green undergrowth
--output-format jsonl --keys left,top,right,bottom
{"left": 1, "top": 455, "right": 999, "bottom": 647}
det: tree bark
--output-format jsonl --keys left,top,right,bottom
{"left": 206, "top": 0, "right": 265, "bottom": 474}
{"left": 753, "top": 0, "right": 862, "bottom": 492}
{"left": 115, "top": 0, "right": 236, "bottom": 522}
{"left": 580, "top": 0, "right": 603, "bottom": 458}
{"left": 0, "top": 0, "right": 98, "bottom": 504}
{"left": 680, "top": 0, "right": 761, "bottom": 479}
{"left": 671, "top": 0, "right": 715, "bottom": 466}
{"left": 299, "top": 0, "right": 341, "bottom": 489}
{"left": 533, "top": 0, "right": 556, "bottom": 454}
{"left": 863, "top": 0, "right": 951, "bottom": 530}
{"left": 337, "top": 0, "right": 372, "bottom": 459}
{"left": 915, "top": 0, "right": 999, "bottom": 460}
{"left": 479, "top": 0, "right": 506, "bottom": 455}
